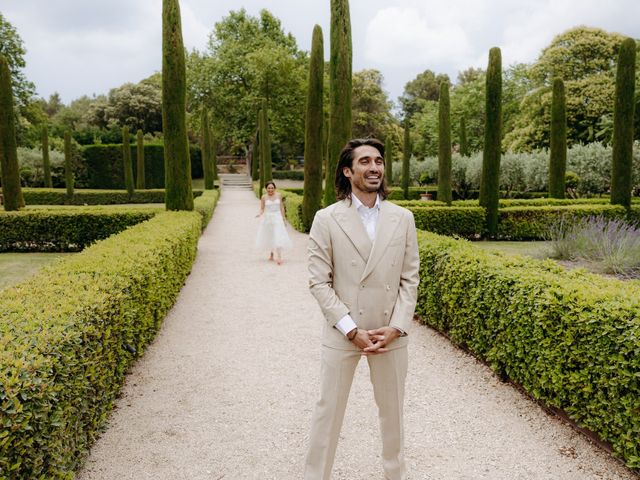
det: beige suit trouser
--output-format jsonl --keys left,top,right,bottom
{"left": 304, "top": 345, "right": 408, "bottom": 480}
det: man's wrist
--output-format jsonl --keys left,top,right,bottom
{"left": 347, "top": 328, "right": 358, "bottom": 341}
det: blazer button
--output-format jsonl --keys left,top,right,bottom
{"left": 359, "top": 309, "right": 363, "bottom": 315}
{"left": 384, "top": 310, "right": 389, "bottom": 316}
{"left": 385, "top": 285, "right": 390, "bottom": 291}
{"left": 360, "top": 284, "right": 365, "bottom": 289}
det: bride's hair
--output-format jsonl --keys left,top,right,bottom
{"left": 265, "top": 181, "right": 276, "bottom": 189}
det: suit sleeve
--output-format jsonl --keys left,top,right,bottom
{"left": 389, "top": 211, "right": 420, "bottom": 334}
{"left": 308, "top": 211, "right": 350, "bottom": 327}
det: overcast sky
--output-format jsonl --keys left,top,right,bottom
{"left": 3, "top": 0, "right": 640, "bottom": 108}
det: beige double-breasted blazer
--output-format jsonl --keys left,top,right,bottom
{"left": 308, "top": 197, "right": 420, "bottom": 351}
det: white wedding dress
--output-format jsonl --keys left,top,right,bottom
{"left": 256, "top": 197, "right": 292, "bottom": 250}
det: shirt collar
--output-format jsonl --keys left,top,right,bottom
{"left": 351, "top": 192, "right": 380, "bottom": 212}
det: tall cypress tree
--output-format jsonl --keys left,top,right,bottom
{"left": 384, "top": 134, "right": 393, "bottom": 186}
{"left": 438, "top": 80, "right": 452, "bottom": 205}
{"left": 611, "top": 37, "right": 636, "bottom": 209}
{"left": 201, "top": 109, "right": 214, "bottom": 189}
{"left": 162, "top": 0, "right": 193, "bottom": 211}
{"left": 260, "top": 99, "right": 272, "bottom": 186}
{"left": 549, "top": 78, "right": 567, "bottom": 199}
{"left": 42, "top": 124, "right": 52, "bottom": 188}
{"left": 324, "top": 0, "right": 352, "bottom": 206}
{"left": 402, "top": 122, "right": 411, "bottom": 199}
{"left": 64, "top": 130, "right": 74, "bottom": 199}
{"left": 479, "top": 47, "right": 502, "bottom": 237}
{"left": 252, "top": 126, "right": 260, "bottom": 182}
{"left": 136, "top": 129, "right": 145, "bottom": 189}
{"left": 210, "top": 128, "right": 218, "bottom": 181}
{"left": 322, "top": 112, "right": 329, "bottom": 184}
{"left": 122, "top": 126, "right": 134, "bottom": 198}
{"left": 459, "top": 116, "right": 469, "bottom": 157}
{"left": 0, "top": 54, "right": 24, "bottom": 210}
{"left": 302, "top": 25, "right": 325, "bottom": 230}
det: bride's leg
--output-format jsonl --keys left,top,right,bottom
{"left": 276, "top": 248, "right": 283, "bottom": 265}
{"left": 268, "top": 251, "right": 274, "bottom": 261}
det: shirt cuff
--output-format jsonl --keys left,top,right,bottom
{"left": 335, "top": 314, "right": 357, "bottom": 336}
{"left": 392, "top": 326, "right": 407, "bottom": 337}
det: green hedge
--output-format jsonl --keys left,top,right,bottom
{"left": 272, "top": 170, "right": 304, "bottom": 180}
{"left": 281, "top": 190, "right": 306, "bottom": 233}
{"left": 0, "top": 211, "right": 202, "bottom": 478}
{"left": 497, "top": 205, "right": 629, "bottom": 240}
{"left": 416, "top": 230, "right": 640, "bottom": 469}
{"left": 0, "top": 207, "right": 161, "bottom": 252}
{"left": 194, "top": 189, "right": 220, "bottom": 229}
{"left": 22, "top": 187, "right": 205, "bottom": 205}
{"left": 82, "top": 143, "right": 203, "bottom": 189}
{"left": 408, "top": 206, "right": 485, "bottom": 238}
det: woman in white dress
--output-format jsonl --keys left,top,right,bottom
{"left": 255, "top": 181, "right": 292, "bottom": 264}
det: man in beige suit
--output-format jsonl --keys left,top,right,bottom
{"left": 305, "top": 138, "right": 420, "bottom": 480}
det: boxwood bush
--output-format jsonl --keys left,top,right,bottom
{"left": 0, "top": 210, "right": 202, "bottom": 478}
{"left": 408, "top": 206, "right": 485, "bottom": 238}
{"left": 0, "top": 207, "right": 161, "bottom": 252}
{"left": 416, "top": 230, "right": 640, "bottom": 469}
{"left": 22, "top": 187, "right": 205, "bottom": 205}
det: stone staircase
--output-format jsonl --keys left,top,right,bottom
{"left": 220, "top": 174, "right": 253, "bottom": 190}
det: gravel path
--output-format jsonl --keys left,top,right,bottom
{"left": 78, "top": 189, "right": 637, "bottom": 480}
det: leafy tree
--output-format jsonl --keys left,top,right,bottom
{"left": 549, "top": 78, "right": 567, "bottom": 198}
{"left": 611, "top": 38, "right": 636, "bottom": 208}
{"left": 324, "top": 0, "right": 352, "bottom": 206}
{"left": 456, "top": 67, "right": 484, "bottom": 86}
{"left": 0, "top": 13, "right": 35, "bottom": 108}
{"left": 302, "top": 25, "right": 324, "bottom": 230}
{"left": 0, "top": 54, "right": 24, "bottom": 210}
{"left": 259, "top": 100, "right": 272, "bottom": 192}
{"left": 163, "top": 0, "right": 193, "bottom": 211}
{"left": 399, "top": 69, "right": 449, "bottom": 119}
{"left": 505, "top": 26, "right": 627, "bottom": 151}
{"left": 351, "top": 69, "right": 394, "bottom": 139}
{"left": 187, "top": 9, "right": 308, "bottom": 159}
{"left": 479, "top": 47, "right": 502, "bottom": 237}
{"left": 86, "top": 77, "right": 163, "bottom": 133}
{"left": 438, "top": 81, "right": 452, "bottom": 204}
{"left": 459, "top": 116, "right": 468, "bottom": 157}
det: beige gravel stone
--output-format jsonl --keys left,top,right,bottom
{"left": 77, "top": 188, "right": 638, "bottom": 480}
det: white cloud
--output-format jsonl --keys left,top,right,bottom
{"left": 365, "top": 7, "right": 474, "bottom": 69}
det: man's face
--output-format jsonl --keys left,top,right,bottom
{"left": 343, "top": 145, "right": 385, "bottom": 195}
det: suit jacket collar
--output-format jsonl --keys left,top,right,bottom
{"left": 331, "top": 198, "right": 402, "bottom": 281}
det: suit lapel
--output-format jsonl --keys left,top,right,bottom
{"left": 360, "top": 200, "right": 401, "bottom": 282}
{"left": 331, "top": 199, "right": 373, "bottom": 263}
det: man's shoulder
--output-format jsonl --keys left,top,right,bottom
{"left": 382, "top": 199, "right": 414, "bottom": 218}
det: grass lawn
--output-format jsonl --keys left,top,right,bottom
{"left": 471, "top": 240, "right": 551, "bottom": 259}
{"left": 0, "top": 252, "right": 74, "bottom": 291}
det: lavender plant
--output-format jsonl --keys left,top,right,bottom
{"left": 547, "top": 215, "right": 640, "bottom": 277}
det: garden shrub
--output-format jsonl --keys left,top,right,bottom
{"left": 82, "top": 143, "right": 202, "bottom": 189}
{"left": 497, "top": 205, "right": 628, "bottom": 240}
{"left": 408, "top": 206, "right": 485, "bottom": 237}
{"left": 272, "top": 170, "right": 304, "bottom": 181}
{"left": 193, "top": 189, "right": 220, "bottom": 229}
{"left": 416, "top": 230, "right": 640, "bottom": 469}
{"left": 21, "top": 187, "right": 204, "bottom": 205}
{"left": 0, "top": 207, "right": 161, "bottom": 252}
{"left": 0, "top": 211, "right": 202, "bottom": 478}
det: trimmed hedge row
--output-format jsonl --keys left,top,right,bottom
{"left": 416, "top": 230, "right": 640, "bottom": 469}
{"left": 21, "top": 187, "right": 205, "bottom": 205}
{"left": 0, "top": 211, "right": 203, "bottom": 478}
{"left": 272, "top": 170, "right": 304, "bottom": 180}
{"left": 281, "top": 190, "right": 306, "bottom": 233}
{"left": 0, "top": 207, "right": 161, "bottom": 252}
{"left": 409, "top": 206, "right": 485, "bottom": 237}
{"left": 82, "top": 143, "right": 203, "bottom": 189}
{"left": 497, "top": 205, "right": 629, "bottom": 240}
{"left": 193, "top": 189, "right": 220, "bottom": 229}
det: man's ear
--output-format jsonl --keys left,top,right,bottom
{"left": 343, "top": 167, "right": 352, "bottom": 179}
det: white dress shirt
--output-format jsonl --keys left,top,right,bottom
{"left": 335, "top": 193, "right": 380, "bottom": 336}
